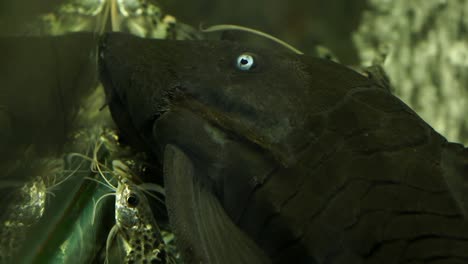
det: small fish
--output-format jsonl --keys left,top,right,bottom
{"left": 99, "top": 33, "right": 468, "bottom": 264}
{"left": 108, "top": 160, "right": 170, "bottom": 264}
{"left": 85, "top": 147, "right": 172, "bottom": 264}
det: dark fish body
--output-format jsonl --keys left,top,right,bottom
{"left": 99, "top": 33, "right": 468, "bottom": 264}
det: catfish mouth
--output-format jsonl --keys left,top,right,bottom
{"left": 172, "top": 95, "right": 283, "bottom": 164}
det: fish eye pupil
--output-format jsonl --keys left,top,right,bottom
{"left": 127, "top": 194, "right": 139, "bottom": 207}
{"left": 236, "top": 53, "right": 255, "bottom": 71}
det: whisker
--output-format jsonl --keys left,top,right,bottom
{"left": 105, "top": 224, "right": 120, "bottom": 264}
{"left": 68, "top": 153, "right": 117, "bottom": 190}
{"left": 85, "top": 177, "right": 117, "bottom": 191}
{"left": 139, "top": 187, "right": 165, "bottom": 205}
{"left": 92, "top": 192, "right": 116, "bottom": 225}
{"left": 67, "top": 153, "right": 112, "bottom": 172}
{"left": 201, "top": 24, "right": 304, "bottom": 55}
{"left": 47, "top": 156, "right": 87, "bottom": 192}
{"left": 93, "top": 141, "right": 118, "bottom": 190}
{"left": 61, "top": 169, "right": 89, "bottom": 172}
{"left": 137, "top": 182, "right": 165, "bottom": 195}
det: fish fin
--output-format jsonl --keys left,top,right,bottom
{"left": 441, "top": 143, "right": 468, "bottom": 218}
{"left": 163, "top": 144, "right": 271, "bottom": 264}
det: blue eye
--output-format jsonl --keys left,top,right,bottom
{"left": 236, "top": 53, "right": 255, "bottom": 71}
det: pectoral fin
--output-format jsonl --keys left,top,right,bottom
{"left": 163, "top": 144, "right": 270, "bottom": 264}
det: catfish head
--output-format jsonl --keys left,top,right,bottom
{"left": 99, "top": 33, "right": 373, "bottom": 167}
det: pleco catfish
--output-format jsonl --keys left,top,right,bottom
{"left": 99, "top": 33, "right": 468, "bottom": 264}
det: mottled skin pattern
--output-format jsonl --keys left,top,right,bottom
{"left": 111, "top": 161, "right": 170, "bottom": 264}
{"left": 0, "top": 178, "right": 46, "bottom": 262}
{"left": 100, "top": 33, "right": 468, "bottom": 263}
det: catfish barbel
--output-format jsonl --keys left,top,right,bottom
{"left": 99, "top": 33, "right": 468, "bottom": 264}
